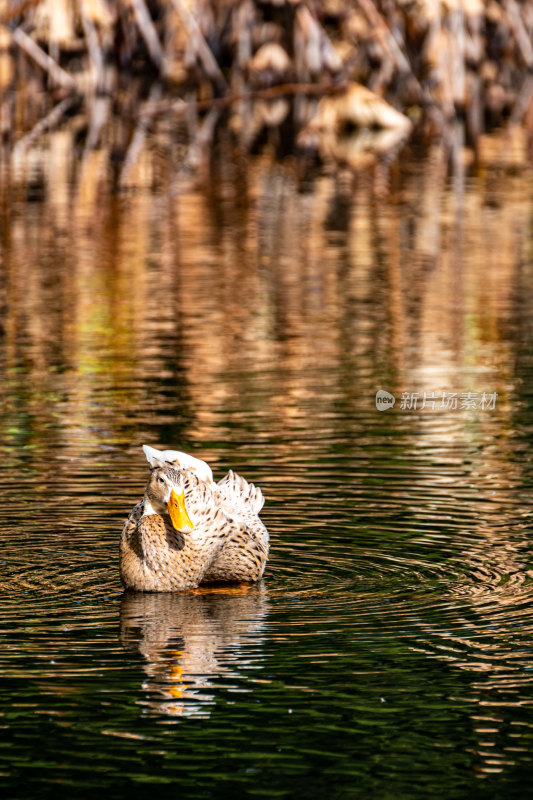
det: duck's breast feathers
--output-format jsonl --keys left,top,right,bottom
{"left": 142, "top": 445, "right": 213, "bottom": 483}
{"left": 215, "top": 470, "right": 265, "bottom": 516}
{"left": 122, "top": 500, "right": 144, "bottom": 542}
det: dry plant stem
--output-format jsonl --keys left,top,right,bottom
{"left": 295, "top": 5, "right": 342, "bottom": 76}
{"left": 314, "top": 13, "right": 342, "bottom": 73}
{"left": 236, "top": 0, "right": 253, "bottom": 72}
{"left": 80, "top": 5, "right": 105, "bottom": 91}
{"left": 467, "top": 73, "right": 482, "bottom": 140}
{"left": 0, "top": 0, "right": 41, "bottom": 24}
{"left": 505, "top": 0, "right": 533, "bottom": 68}
{"left": 120, "top": 84, "right": 163, "bottom": 185}
{"left": 130, "top": 0, "right": 167, "bottom": 75}
{"left": 170, "top": 0, "right": 228, "bottom": 92}
{"left": 234, "top": 1, "right": 253, "bottom": 144}
{"left": 450, "top": 4, "right": 465, "bottom": 108}
{"left": 11, "top": 94, "right": 78, "bottom": 157}
{"left": 510, "top": 73, "right": 533, "bottom": 125}
{"left": 10, "top": 26, "right": 77, "bottom": 91}
{"left": 152, "top": 81, "right": 347, "bottom": 120}
{"left": 370, "top": 54, "right": 394, "bottom": 92}
{"left": 185, "top": 89, "right": 199, "bottom": 140}
{"left": 177, "top": 106, "right": 221, "bottom": 179}
{"left": 296, "top": 6, "right": 322, "bottom": 77}
{"left": 84, "top": 93, "right": 111, "bottom": 151}
{"left": 356, "top": 0, "right": 418, "bottom": 91}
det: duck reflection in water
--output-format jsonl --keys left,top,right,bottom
{"left": 120, "top": 585, "right": 269, "bottom": 718}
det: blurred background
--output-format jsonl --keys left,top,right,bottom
{"left": 2, "top": 1, "right": 533, "bottom": 799}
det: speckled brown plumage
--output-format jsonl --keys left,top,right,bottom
{"left": 120, "top": 466, "right": 269, "bottom": 592}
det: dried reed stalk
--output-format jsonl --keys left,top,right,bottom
{"left": 10, "top": 25, "right": 77, "bottom": 90}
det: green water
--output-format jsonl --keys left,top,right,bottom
{"left": 2, "top": 128, "right": 533, "bottom": 798}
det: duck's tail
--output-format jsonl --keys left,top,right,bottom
{"left": 216, "top": 470, "right": 265, "bottom": 515}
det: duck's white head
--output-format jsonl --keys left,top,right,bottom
{"left": 142, "top": 444, "right": 213, "bottom": 483}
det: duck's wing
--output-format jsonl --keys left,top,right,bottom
{"left": 203, "top": 471, "right": 268, "bottom": 583}
{"left": 215, "top": 470, "right": 265, "bottom": 519}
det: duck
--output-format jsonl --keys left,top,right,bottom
{"left": 120, "top": 446, "right": 269, "bottom": 592}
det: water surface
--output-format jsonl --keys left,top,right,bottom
{"left": 2, "top": 125, "right": 533, "bottom": 798}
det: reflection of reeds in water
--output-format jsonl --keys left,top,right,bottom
{"left": 120, "top": 586, "right": 269, "bottom": 718}
{"left": 1, "top": 127, "right": 533, "bottom": 468}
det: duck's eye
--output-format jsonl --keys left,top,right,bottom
{"left": 157, "top": 476, "right": 164, "bottom": 484}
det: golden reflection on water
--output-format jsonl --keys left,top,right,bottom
{"left": 2, "top": 126, "right": 532, "bottom": 458}
{"left": 2, "top": 125, "right": 533, "bottom": 584}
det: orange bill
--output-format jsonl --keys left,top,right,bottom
{"left": 167, "top": 489, "right": 194, "bottom": 532}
